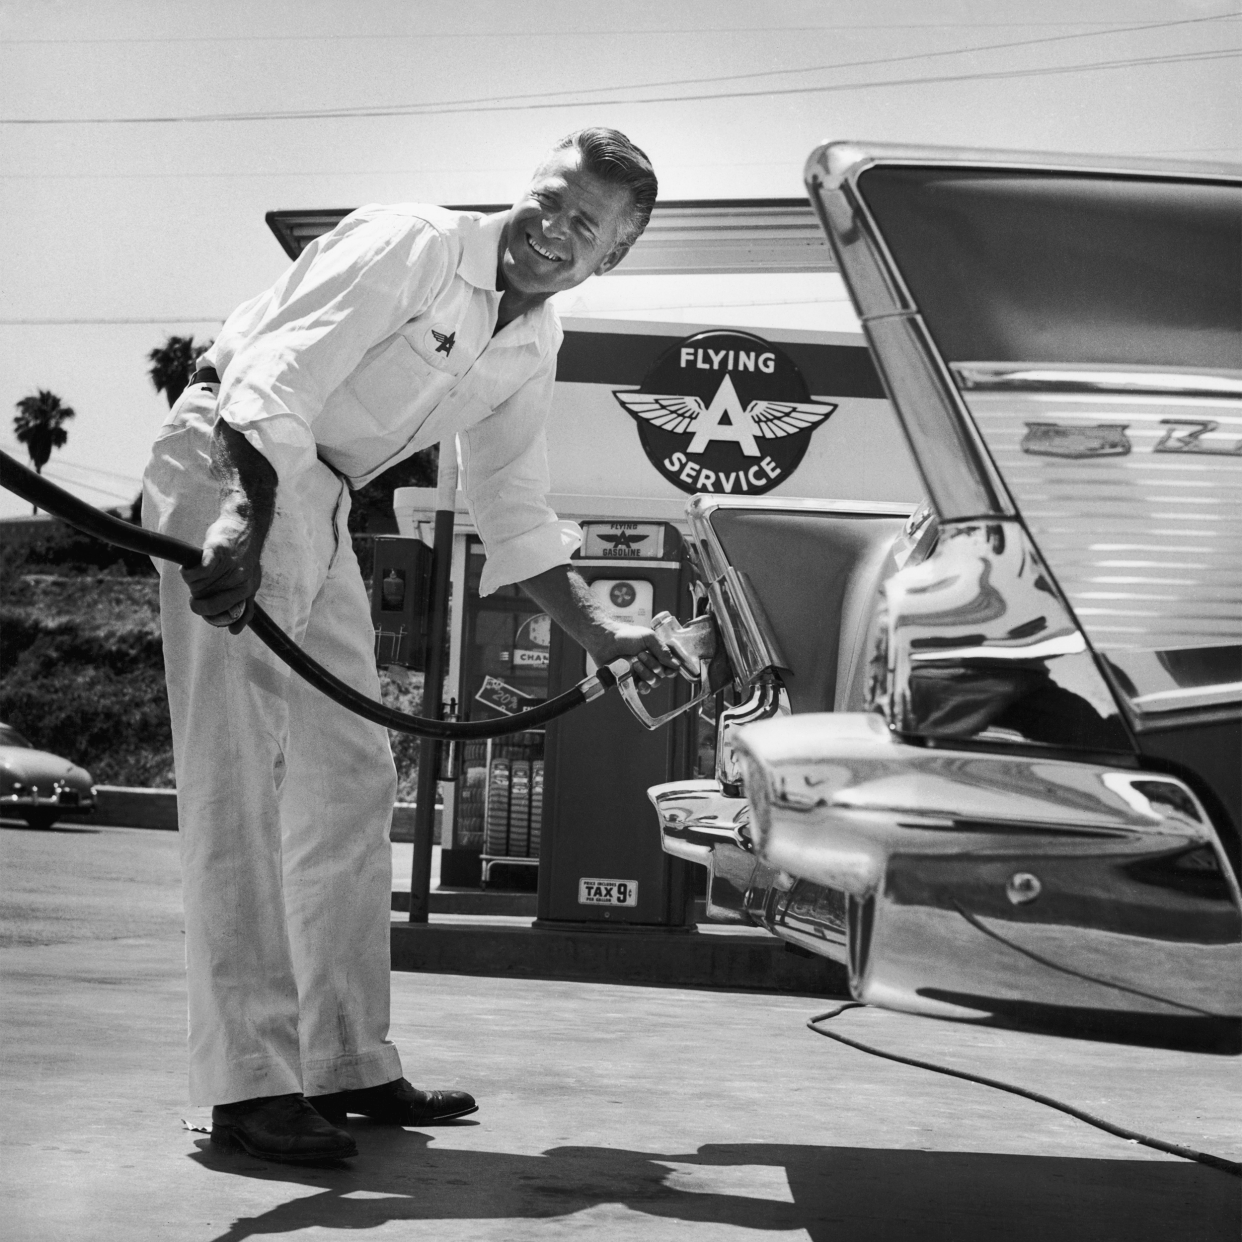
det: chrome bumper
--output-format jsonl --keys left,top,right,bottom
{"left": 648, "top": 776, "right": 849, "bottom": 957}
{"left": 733, "top": 712, "right": 1242, "bottom": 1051}
{"left": 647, "top": 779, "right": 750, "bottom": 864}
{"left": 1, "top": 790, "right": 95, "bottom": 814}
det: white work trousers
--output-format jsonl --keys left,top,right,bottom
{"left": 142, "top": 382, "right": 402, "bottom": 1106}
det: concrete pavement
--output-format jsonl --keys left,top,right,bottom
{"left": 2, "top": 820, "right": 1239, "bottom": 1240}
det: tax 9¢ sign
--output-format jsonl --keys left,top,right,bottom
{"left": 614, "top": 330, "right": 836, "bottom": 496}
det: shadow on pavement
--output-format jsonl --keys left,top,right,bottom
{"left": 190, "top": 1130, "right": 1239, "bottom": 1241}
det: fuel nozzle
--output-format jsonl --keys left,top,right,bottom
{"left": 615, "top": 611, "right": 730, "bottom": 731}
{"left": 649, "top": 611, "right": 718, "bottom": 682}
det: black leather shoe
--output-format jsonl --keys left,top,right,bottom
{"left": 211, "top": 1093, "right": 358, "bottom": 1163}
{"left": 310, "top": 1078, "right": 478, "bottom": 1126}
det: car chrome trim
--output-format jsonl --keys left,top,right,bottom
{"left": 952, "top": 363, "right": 1242, "bottom": 398}
{"left": 733, "top": 711, "right": 1242, "bottom": 1039}
{"left": 646, "top": 784, "right": 759, "bottom": 924}
{"left": 684, "top": 497, "right": 916, "bottom": 693}
{"left": 769, "top": 878, "right": 851, "bottom": 963}
{"left": 805, "top": 142, "right": 1241, "bottom": 528}
{"left": 1130, "top": 682, "right": 1242, "bottom": 714}
{"left": 861, "top": 316, "right": 1012, "bottom": 520}
{"left": 715, "top": 672, "right": 789, "bottom": 794}
{"left": 804, "top": 150, "right": 1014, "bottom": 521}
{"left": 688, "top": 496, "right": 917, "bottom": 521}
{"left": 686, "top": 497, "right": 798, "bottom": 684}
{"left": 807, "top": 141, "right": 1242, "bottom": 191}
{"left": 705, "top": 841, "right": 761, "bottom": 924}
{"left": 647, "top": 779, "right": 751, "bottom": 864}
{"left": 768, "top": 921, "right": 850, "bottom": 965}
{"left": 2, "top": 793, "right": 96, "bottom": 808}
{"left": 804, "top": 170, "right": 912, "bottom": 317}
{"left": 956, "top": 390, "right": 1242, "bottom": 708}
{"left": 870, "top": 518, "right": 1132, "bottom": 751}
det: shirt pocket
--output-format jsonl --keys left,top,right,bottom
{"left": 344, "top": 332, "right": 455, "bottom": 433}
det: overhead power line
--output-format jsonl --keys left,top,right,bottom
{"left": 32, "top": 470, "right": 136, "bottom": 505}
{"left": 179, "top": 13, "right": 1241, "bottom": 119}
{"left": 39, "top": 458, "right": 143, "bottom": 487}
{"left": 3, "top": 20, "right": 1217, "bottom": 45}
{"left": 0, "top": 444, "right": 143, "bottom": 489}
{"left": 1, "top": 14, "right": 1236, "bottom": 125}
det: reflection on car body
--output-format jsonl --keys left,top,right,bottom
{"left": 650, "top": 143, "right": 1241, "bottom": 1054}
{"left": 0, "top": 722, "right": 96, "bottom": 830}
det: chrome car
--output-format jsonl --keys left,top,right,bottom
{"left": 651, "top": 144, "right": 1241, "bottom": 1054}
{"left": 0, "top": 723, "right": 96, "bottom": 830}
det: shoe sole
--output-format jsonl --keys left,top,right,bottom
{"left": 210, "top": 1123, "right": 358, "bottom": 1164}
{"left": 414, "top": 1102, "right": 480, "bottom": 1124}
{"left": 314, "top": 1103, "right": 480, "bottom": 1127}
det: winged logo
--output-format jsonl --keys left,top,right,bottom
{"left": 612, "top": 331, "right": 838, "bottom": 496}
{"left": 614, "top": 392, "right": 834, "bottom": 439}
{"left": 597, "top": 531, "right": 649, "bottom": 550}
{"left": 431, "top": 328, "right": 456, "bottom": 357}
{"left": 614, "top": 374, "right": 834, "bottom": 457}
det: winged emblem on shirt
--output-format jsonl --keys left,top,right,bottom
{"left": 614, "top": 374, "right": 836, "bottom": 457}
{"left": 431, "top": 328, "right": 456, "bottom": 357}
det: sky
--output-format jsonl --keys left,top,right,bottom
{"left": 1, "top": 0, "right": 1238, "bottom": 518}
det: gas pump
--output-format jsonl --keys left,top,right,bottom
{"left": 370, "top": 536, "right": 433, "bottom": 670}
{"left": 537, "top": 529, "right": 703, "bottom": 929}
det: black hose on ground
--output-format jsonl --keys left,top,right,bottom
{"left": 1, "top": 450, "right": 618, "bottom": 740}
{"left": 807, "top": 1003, "right": 1242, "bottom": 1179}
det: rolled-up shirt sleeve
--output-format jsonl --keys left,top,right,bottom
{"left": 459, "top": 354, "right": 582, "bottom": 596}
{"left": 213, "top": 208, "right": 450, "bottom": 484}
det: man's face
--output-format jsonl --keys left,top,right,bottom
{"left": 499, "top": 148, "right": 634, "bottom": 298}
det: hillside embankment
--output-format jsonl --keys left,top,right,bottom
{"left": 1, "top": 522, "right": 423, "bottom": 795}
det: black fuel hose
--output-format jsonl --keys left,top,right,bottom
{"left": 808, "top": 1003, "right": 1242, "bottom": 1178}
{"left": 1, "top": 449, "right": 620, "bottom": 740}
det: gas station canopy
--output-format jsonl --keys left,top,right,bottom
{"left": 266, "top": 199, "right": 836, "bottom": 275}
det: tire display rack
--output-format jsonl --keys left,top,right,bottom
{"left": 478, "top": 731, "right": 544, "bottom": 886}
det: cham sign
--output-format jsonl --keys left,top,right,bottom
{"left": 614, "top": 330, "right": 836, "bottom": 496}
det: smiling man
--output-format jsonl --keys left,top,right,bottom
{"left": 142, "top": 129, "right": 673, "bottom": 1164}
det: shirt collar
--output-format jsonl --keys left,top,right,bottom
{"left": 459, "top": 210, "right": 559, "bottom": 351}
{"left": 458, "top": 211, "right": 507, "bottom": 292}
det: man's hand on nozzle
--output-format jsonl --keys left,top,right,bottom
{"left": 182, "top": 507, "right": 264, "bottom": 635}
{"left": 588, "top": 623, "right": 680, "bottom": 695}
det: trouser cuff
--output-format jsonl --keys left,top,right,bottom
{"left": 300, "top": 1045, "right": 404, "bottom": 1098}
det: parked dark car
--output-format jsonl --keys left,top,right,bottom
{"left": 650, "top": 143, "right": 1241, "bottom": 1054}
{"left": 0, "top": 722, "right": 96, "bottom": 830}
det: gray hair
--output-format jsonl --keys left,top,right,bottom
{"left": 550, "top": 127, "right": 658, "bottom": 249}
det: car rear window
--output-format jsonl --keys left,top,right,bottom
{"left": 857, "top": 167, "right": 1241, "bottom": 371}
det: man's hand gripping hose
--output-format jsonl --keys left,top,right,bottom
{"left": 0, "top": 449, "right": 634, "bottom": 741}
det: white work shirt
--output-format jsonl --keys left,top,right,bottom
{"left": 203, "top": 204, "right": 580, "bottom": 595}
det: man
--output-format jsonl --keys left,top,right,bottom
{"left": 142, "top": 128, "right": 675, "bottom": 1164}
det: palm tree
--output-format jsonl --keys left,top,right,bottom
{"left": 147, "top": 334, "right": 197, "bottom": 408}
{"left": 13, "top": 389, "right": 75, "bottom": 512}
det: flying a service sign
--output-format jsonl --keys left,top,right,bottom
{"left": 614, "top": 330, "right": 836, "bottom": 496}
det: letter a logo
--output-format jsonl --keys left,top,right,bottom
{"left": 686, "top": 374, "right": 762, "bottom": 457}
